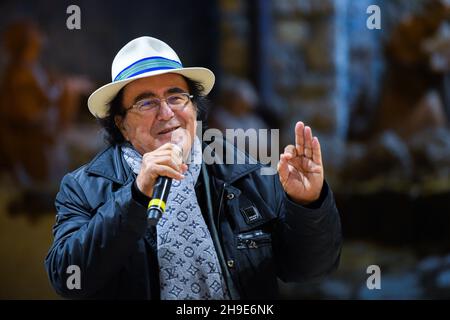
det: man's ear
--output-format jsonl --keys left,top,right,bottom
{"left": 114, "top": 115, "right": 128, "bottom": 140}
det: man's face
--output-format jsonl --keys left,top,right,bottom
{"left": 116, "top": 73, "right": 197, "bottom": 155}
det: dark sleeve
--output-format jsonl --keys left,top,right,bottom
{"left": 44, "top": 173, "right": 148, "bottom": 299}
{"left": 273, "top": 179, "right": 342, "bottom": 283}
{"left": 132, "top": 180, "right": 151, "bottom": 207}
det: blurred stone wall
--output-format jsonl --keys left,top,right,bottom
{"left": 218, "top": 0, "right": 384, "bottom": 181}
{"left": 220, "top": 0, "right": 250, "bottom": 78}
{"left": 273, "top": 0, "right": 340, "bottom": 142}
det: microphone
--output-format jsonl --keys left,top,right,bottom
{"left": 147, "top": 132, "right": 186, "bottom": 226}
{"left": 147, "top": 175, "right": 172, "bottom": 226}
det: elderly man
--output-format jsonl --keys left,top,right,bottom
{"left": 45, "top": 37, "right": 342, "bottom": 300}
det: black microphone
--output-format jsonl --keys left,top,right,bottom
{"left": 146, "top": 143, "right": 184, "bottom": 226}
{"left": 147, "top": 176, "right": 172, "bottom": 226}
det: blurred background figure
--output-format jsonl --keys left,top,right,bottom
{"left": 209, "top": 75, "right": 270, "bottom": 159}
{"left": 210, "top": 75, "right": 267, "bottom": 132}
{"left": 374, "top": 0, "right": 450, "bottom": 138}
{"left": 0, "top": 20, "right": 92, "bottom": 216}
{"left": 342, "top": 0, "right": 450, "bottom": 187}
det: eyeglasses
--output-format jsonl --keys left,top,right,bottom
{"left": 126, "top": 92, "right": 193, "bottom": 114}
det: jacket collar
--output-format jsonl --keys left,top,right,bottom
{"left": 202, "top": 140, "right": 263, "bottom": 184}
{"left": 85, "top": 145, "right": 134, "bottom": 185}
{"left": 85, "top": 139, "right": 263, "bottom": 185}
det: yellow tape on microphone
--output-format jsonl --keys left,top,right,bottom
{"left": 148, "top": 198, "right": 166, "bottom": 211}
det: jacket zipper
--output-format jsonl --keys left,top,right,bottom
{"left": 203, "top": 171, "right": 240, "bottom": 299}
{"left": 216, "top": 182, "right": 227, "bottom": 232}
{"left": 237, "top": 231, "right": 271, "bottom": 249}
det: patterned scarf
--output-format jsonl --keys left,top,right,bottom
{"left": 121, "top": 137, "right": 229, "bottom": 300}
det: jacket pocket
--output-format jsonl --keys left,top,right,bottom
{"left": 234, "top": 229, "right": 278, "bottom": 299}
{"left": 237, "top": 230, "right": 272, "bottom": 249}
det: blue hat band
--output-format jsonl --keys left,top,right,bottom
{"left": 114, "top": 56, "right": 183, "bottom": 82}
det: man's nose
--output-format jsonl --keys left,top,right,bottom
{"left": 156, "top": 101, "right": 175, "bottom": 120}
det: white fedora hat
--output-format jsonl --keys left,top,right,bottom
{"left": 87, "top": 36, "right": 215, "bottom": 118}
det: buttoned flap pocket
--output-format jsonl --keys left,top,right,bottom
{"left": 236, "top": 229, "right": 272, "bottom": 250}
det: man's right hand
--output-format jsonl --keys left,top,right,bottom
{"left": 135, "top": 143, "right": 187, "bottom": 197}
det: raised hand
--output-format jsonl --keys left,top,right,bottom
{"left": 277, "top": 121, "right": 324, "bottom": 205}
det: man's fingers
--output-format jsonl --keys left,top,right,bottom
{"left": 284, "top": 124, "right": 322, "bottom": 168}
{"left": 147, "top": 150, "right": 182, "bottom": 165}
{"left": 159, "top": 155, "right": 181, "bottom": 171}
{"left": 312, "top": 136, "right": 322, "bottom": 165}
{"left": 304, "top": 126, "right": 313, "bottom": 159}
{"left": 144, "top": 155, "right": 183, "bottom": 173}
{"left": 144, "top": 147, "right": 184, "bottom": 168}
{"left": 284, "top": 145, "right": 296, "bottom": 159}
{"left": 153, "top": 164, "right": 185, "bottom": 180}
{"left": 277, "top": 154, "right": 290, "bottom": 185}
{"left": 156, "top": 142, "right": 178, "bottom": 151}
{"left": 295, "top": 121, "right": 305, "bottom": 156}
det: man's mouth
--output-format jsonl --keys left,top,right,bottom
{"left": 158, "top": 126, "right": 180, "bottom": 135}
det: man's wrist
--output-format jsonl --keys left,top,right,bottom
{"left": 132, "top": 180, "right": 151, "bottom": 207}
{"left": 287, "top": 183, "right": 328, "bottom": 210}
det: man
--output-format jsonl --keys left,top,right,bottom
{"left": 45, "top": 36, "right": 342, "bottom": 300}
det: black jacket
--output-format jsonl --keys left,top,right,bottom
{"left": 45, "top": 142, "right": 342, "bottom": 299}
